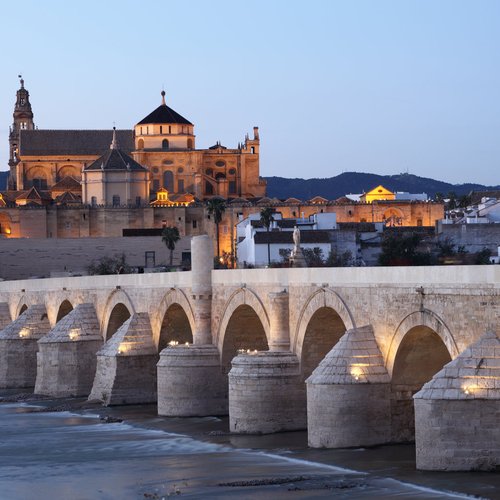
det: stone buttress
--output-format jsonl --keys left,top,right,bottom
{"left": 0, "top": 305, "right": 51, "bottom": 389}
{"left": 35, "top": 303, "right": 102, "bottom": 397}
{"left": 229, "top": 291, "right": 307, "bottom": 434}
{"left": 414, "top": 330, "right": 500, "bottom": 471}
{"left": 157, "top": 235, "right": 227, "bottom": 416}
{"left": 89, "top": 313, "right": 157, "bottom": 405}
{"left": 307, "top": 325, "right": 391, "bottom": 448}
{"left": 0, "top": 303, "right": 11, "bottom": 330}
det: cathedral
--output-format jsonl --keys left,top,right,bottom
{"left": 6, "top": 77, "right": 266, "bottom": 206}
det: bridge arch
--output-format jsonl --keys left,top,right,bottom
{"left": 217, "top": 287, "right": 270, "bottom": 373}
{"left": 100, "top": 289, "right": 136, "bottom": 341}
{"left": 15, "top": 296, "right": 30, "bottom": 318}
{"left": 155, "top": 288, "right": 195, "bottom": 352}
{"left": 56, "top": 299, "right": 74, "bottom": 323}
{"left": 291, "top": 288, "right": 356, "bottom": 371}
{"left": 386, "top": 308, "right": 459, "bottom": 377}
{"left": 387, "top": 309, "right": 456, "bottom": 442}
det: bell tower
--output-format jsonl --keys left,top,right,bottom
{"left": 8, "top": 75, "right": 35, "bottom": 189}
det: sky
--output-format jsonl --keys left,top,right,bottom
{"left": 0, "top": 0, "right": 499, "bottom": 185}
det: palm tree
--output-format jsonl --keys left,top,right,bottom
{"left": 207, "top": 197, "right": 226, "bottom": 260}
{"left": 260, "top": 207, "right": 274, "bottom": 265}
{"left": 161, "top": 226, "right": 180, "bottom": 266}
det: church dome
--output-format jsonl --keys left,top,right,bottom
{"left": 137, "top": 91, "right": 192, "bottom": 125}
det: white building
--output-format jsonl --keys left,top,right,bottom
{"left": 236, "top": 212, "right": 336, "bottom": 267}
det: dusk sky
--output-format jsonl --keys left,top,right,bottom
{"left": 1, "top": 0, "right": 499, "bottom": 185}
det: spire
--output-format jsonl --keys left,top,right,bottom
{"left": 161, "top": 90, "right": 166, "bottom": 105}
{"left": 110, "top": 126, "right": 118, "bottom": 149}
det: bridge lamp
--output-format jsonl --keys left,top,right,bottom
{"left": 168, "top": 340, "right": 179, "bottom": 347}
{"left": 69, "top": 329, "right": 80, "bottom": 341}
{"left": 18, "top": 328, "right": 31, "bottom": 339}
{"left": 350, "top": 366, "right": 363, "bottom": 381}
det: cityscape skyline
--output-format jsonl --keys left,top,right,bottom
{"left": 0, "top": 0, "right": 499, "bottom": 186}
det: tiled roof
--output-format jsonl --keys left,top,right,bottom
{"left": 254, "top": 230, "right": 331, "bottom": 244}
{"left": 84, "top": 148, "right": 147, "bottom": 172}
{"left": 19, "top": 129, "right": 134, "bottom": 156}
{"left": 137, "top": 104, "right": 192, "bottom": 126}
{"left": 51, "top": 176, "right": 82, "bottom": 192}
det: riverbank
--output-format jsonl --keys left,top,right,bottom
{"left": 0, "top": 393, "right": 498, "bottom": 499}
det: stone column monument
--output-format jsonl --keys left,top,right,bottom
{"left": 290, "top": 226, "right": 307, "bottom": 268}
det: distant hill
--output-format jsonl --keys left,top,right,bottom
{"left": 0, "top": 171, "right": 8, "bottom": 190}
{"left": 264, "top": 172, "right": 500, "bottom": 200}
{"left": 1, "top": 169, "right": 498, "bottom": 201}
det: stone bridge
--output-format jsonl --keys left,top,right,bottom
{"left": 0, "top": 236, "right": 498, "bottom": 471}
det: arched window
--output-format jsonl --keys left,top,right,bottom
{"left": 138, "top": 138, "right": 144, "bottom": 150}
{"left": 187, "top": 138, "right": 193, "bottom": 149}
{"left": 163, "top": 170, "right": 174, "bottom": 191}
{"left": 162, "top": 139, "right": 169, "bottom": 150}
{"left": 205, "top": 181, "right": 214, "bottom": 195}
{"left": 205, "top": 168, "right": 213, "bottom": 177}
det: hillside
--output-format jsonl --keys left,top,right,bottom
{"left": 264, "top": 172, "right": 500, "bottom": 200}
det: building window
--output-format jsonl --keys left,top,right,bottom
{"left": 187, "top": 138, "right": 193, "bottom": 149}
{"left": 20, "top": 98, "right": 25, "bottom": 105}
{"left": 417, "top": 218, "right": 423, "bottom": 227}
{"left": 160, "top": 126, "right": 163, "bottom": 134}
{"left": 162, "top": 139, "right": 169, "bottom": 150}
{"left": 192, "top": 220, "right": 197, "bottom": 229}
{"left": 251, "top": 146, "right": 255, "bottom": 154}
{"left": 32, "top": 178, "right": 47, "bottom": 190}
{"left": 205, "top": 181, "right": 214, "bottom": 195}
{"left": 178, "top": 179, "right": 184, "bottom": 192}
{"left": 135, "top": 196, "right": 141, "bottom": 207}
{"left": 152, "top": 179, "right": 160, "bottom": 192}
{"left": 163, "top": 170, "right": 174, "bottom": 191}
{"left": 229, "top": 180, "right": 236, "bottom": 194}
{"left": 91, "top": 196, "right": 97, "bottom": 207}
{"left": 112, "top": 195, "right": 120, "bottom": 207}
{"left": 205, "top": 168, "right": 213, "bottom": 177}
{"left": 169, "top": 125, "right": 171, "bottom": 133}
{"left": 138, "top": 138, "right": 144, "bottom": 149}
{"left": 140, "top": 127, "right": 143, "bottom": 134}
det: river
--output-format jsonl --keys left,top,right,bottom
{"left": 0, "top": 399, "right": 498, "bottom": 499}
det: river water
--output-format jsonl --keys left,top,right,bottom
{"left": 0, "top": 400, "right": 498, "bottom": 499}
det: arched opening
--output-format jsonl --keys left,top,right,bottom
{"left": 391, "top": 325, "right": 451, "bottom": 442}
{"left": 58, "top": 166, "right": 80, "bottom": 181}
{"left": 163, "top": 170, "right": 174, "bottom": 191}
{"left": 106, "top": 303, "right": 131, "bottom": 340}
{"left": 221, "top": 305, "right": 269, "bottom": 374}
{"left": 300, "top": 306, "right": 346, "bottom": 380}
{"left": 215, "top": 173, "right": 226, "bottom": 181}
{"left": 205, "top": 181, "right": 214, "bottom": 195}
{"left": 187, "top": 138, "right": 193, "bottom": 149}
{"left": 19, "top": 304, "right": 28, "bottom": 317}
{"left": 162, "top": 139, "right": 169, "bottom": 150}
{"left": 158, "top": 303, "right": 193, "bottom": 352}
{"left": 137, "top": 138, "right": 144, "bottom": 150}
{"left": 383, "top": 208, "right": 404, "bottom": 227}
{"left": 56, "top": 300, "right": 73, "bottom": 322}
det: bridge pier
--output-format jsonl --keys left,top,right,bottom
{"left": 415, "top": 330, "right": 500, "bottom": 471}
{"left": 307, "top": 325, "right": 391, "bottom": 448}
{"left": 158, "top": 235, "right": 228, "bottom": 416}
{"left": 157, "top": 344, "right": 227, "bottom": 416}
{"left": 35, "top": 304, "right": 102, "bottom": 397}
{"left": 0, "top": 303, "right": 11, "bottom": 330}
{"left": 229, "top": 351, "right": 306, "bottom": 433}
{"left": 0, "top": 305, "right": 51, "bottom": 389}
{"left": 228, "top": 291, "right": 307, "bottom": 433}
{"left": 89, "top": 313, "right": 157, "bottom": 405}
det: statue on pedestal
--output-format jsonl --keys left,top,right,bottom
{"left": 290, "top": 226, "right": 307, "bottom": 268}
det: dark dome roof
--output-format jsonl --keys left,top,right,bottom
{"left": 85, "top": 148, "right": 147, "bottom": 172}
{"left": 137, "top": 104, "right": 192, "bottom": 126}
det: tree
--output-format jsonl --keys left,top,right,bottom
{"left": 378, "top": 231, "right": 433, "bottom": 266}
{"left": 88, "top": 253, "right": 131, "bottom": 275}
{"left": 260, "top": 207, "right": 274, "bottom": 265}
{"left": 207, "top": 197, "right": 226, "bottom": 259}
{"left": 162, "top": 226, "right": 180, "bottom": 266}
